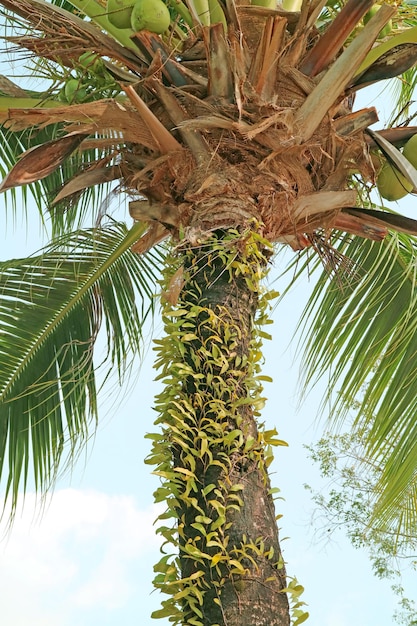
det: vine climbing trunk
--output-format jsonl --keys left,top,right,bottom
{"left": 150, "top": 225, "right": 291, "bottom": 626}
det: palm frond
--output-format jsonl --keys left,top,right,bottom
{"left": 295, "top": 231, "right": 417, "bottom": 535}
{"left": 0, "top": 220, "right": 163, "bottom": 515}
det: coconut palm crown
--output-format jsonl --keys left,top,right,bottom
{"left": 1, "top": 0, "right": 417, "bottom": 248}
{"left": 1, "top": 0, "right": 417, "bottom": 623}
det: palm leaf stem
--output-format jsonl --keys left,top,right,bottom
{"left": 299, "top": 0, "right": 375, "bottom": 77}
{"left": 295, "top": 4, "right": 396, "bottom": 141}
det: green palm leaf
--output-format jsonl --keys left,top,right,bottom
{"left": 0, "top": 220, "right": 163, "bottom": 514}
{"left": 296, "top": 232, "right": 417, "bottom": 535}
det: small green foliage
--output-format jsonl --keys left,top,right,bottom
{"left": 306, "top": 428, "right": 417, "bottom": 625}
{"left": 282, "top": 577, "right": 309, "bottom": 626}
{"left": 146, "top": 226, "right": 290, "bottom": 623}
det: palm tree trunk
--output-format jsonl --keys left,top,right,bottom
{"left": 151, "top": 226, "right": 290, "bottom": 626}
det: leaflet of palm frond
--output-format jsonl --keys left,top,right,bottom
{"left": 0, "top": 221, "right": 161, "bottom": 513}
{"left": 298, "top": 233, "right": 417, "bottom": 534}
{"left": 341, "top": 207, "right": 417, "bottom": 236}
{"left": 299, "top": 0, "right": 377, "bottom": 77}
{"left": 0, "top": 131, "right": 88, "bottom": 192}
{"left": 130, "top": 31, "right": 188, "bottom": 87}
{"left": 350, "top": 43, "right": 417, "bottom": 89}
{"left": 306, "top": 232, "right": 360, "bottom": 288}
{"left": 53, "top": 165, "right": 121, "bottom": 205}
{"left": 5, "top": 35, "right": 76, "bottom": 68}
{"left": 366, "top": 128, "right": 417, "bottom": 190}
{"left": 332, "top": 211, "right": 387, "bottom": 241}
{"left": 366, "top": 126, "right": 417, "bottom": 149}
{"left": 7, "top": 36, "right": 136, "bottom": 78}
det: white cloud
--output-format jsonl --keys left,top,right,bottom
{"left": 0, "top": 489, "right": 163, "bottom": 626}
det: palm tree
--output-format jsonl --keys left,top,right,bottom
{"left": 0, "top": 0, "right": 417, "bottom": 624}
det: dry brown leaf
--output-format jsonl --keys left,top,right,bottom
{"left": 249, "top": 15, "right": 286, "bottom": 100}
{"left": 206, "top": 23, "right": 234, "bottom": 100}
{"left": 131, "top": 222, "right": 169, "bottom": 254}
{"left": 295, "top": 4, "right": 396, "bottom": 141}
{"left": 161, "top": 266, "right": 185, "bottom": 306}
{"left": 0, "top": 0, "right": 142, "bottom": 69}
{"left": 341, "top": 207, "right": 417, "bottom": 236}
{"left": 53, "top": 165, "right": 121, "bottom": 204}
{"left": 293, "top": 190, "right": 357, "bottom": 222}
{"left": 365, "top": 126, "right": 417, "bottom": 149}
{"left": 0, "top": 131, "right": 88, "bottom": 192}
{"left": 333, "top": 211, "right": 387, "bottom": 241}
{"left": 299, "top": 0, "right": 375, "bottom": 77}
{"left": 0, "top": 75, "right": 28, "bottom": 97}
{"left": 351, "top": 43, "right": 417, "bottom": 89}
{"left": 151, "top": 80, "right": 209, "bottom": 162}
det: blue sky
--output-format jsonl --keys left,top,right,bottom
{"left": 0, "top": 81, "right": 415, "bottom": 626}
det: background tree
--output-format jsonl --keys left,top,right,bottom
{"left": 305, "top": 423, "right": 417, "bottom": 625}
{"left": 0, "top": 0, "right": 417, "bottom": 624}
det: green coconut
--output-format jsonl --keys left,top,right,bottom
{"left": 363, "top": 4, "right": 392, "bottom": 38}
{"left": 64, "top": 78, "right": 88, "bottom": 103}
{"left": 107, "top": 0, "right": 135, "bottom": 29}
{"left": 130, "top": 0, "right": 171, "bottom": 33}
{"left": 78, "top": 52, "right": 104, "bottom": 74}
{"left": 403, "top": 134, "right": 417, "bottom": 168}
{"left": 377, "top": 161, "right": 413, "bottom": 201}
